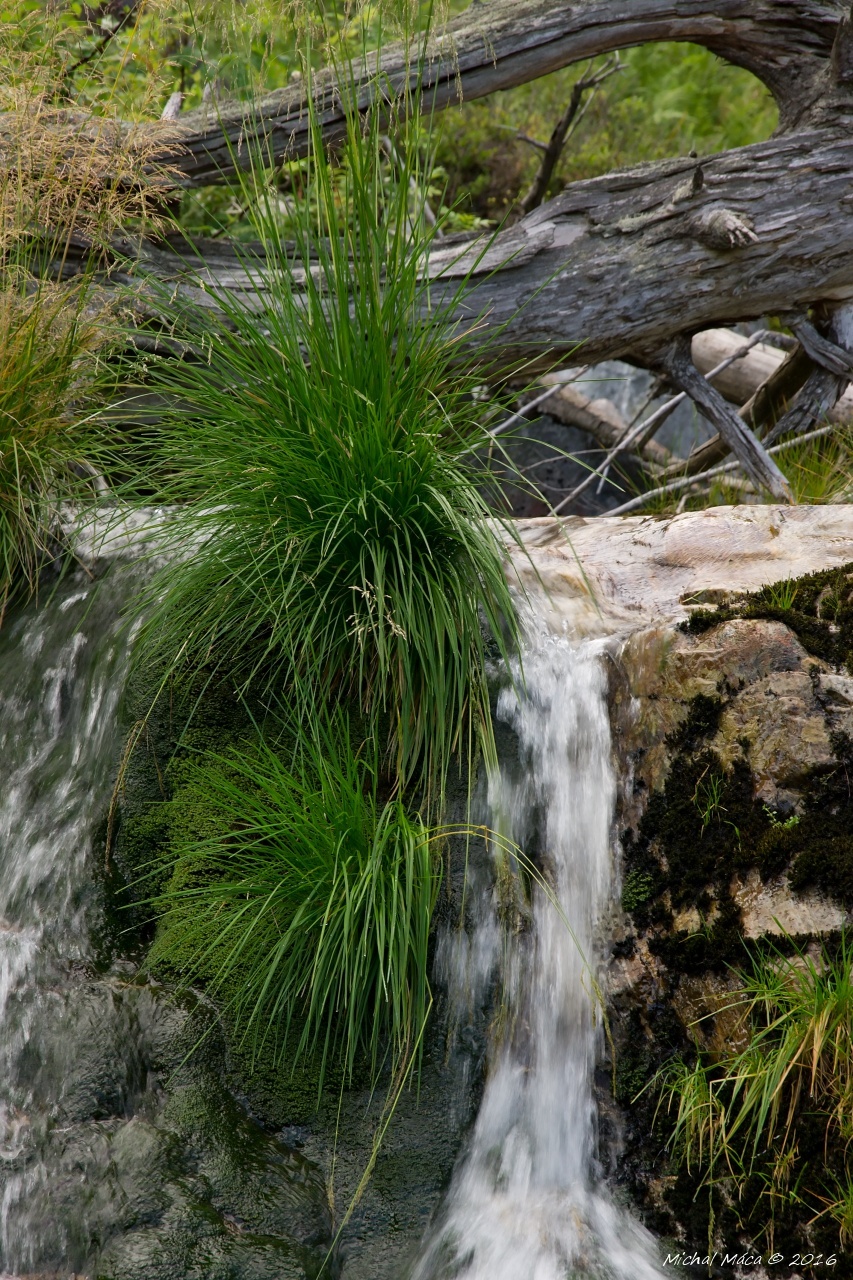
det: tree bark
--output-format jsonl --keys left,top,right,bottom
{"left": 102, "top": 0, "right": 853, "bottom": 494}
{"left": 136, "top": 121, "right": 853, "bottom": 374}
{"left": 161, "top": 0, "right": 845, "bottom": 187}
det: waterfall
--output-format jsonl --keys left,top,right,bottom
{"left": 0, "top": 564, "right": 142, "bottom": 1274}
{"left": 0, "top": 546, "right": 667, "bottom": 1276}
{"left": 415, "top": 633, "right": 663, "bottom": 1280}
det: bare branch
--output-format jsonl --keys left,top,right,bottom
{"left": 518, "top": 55, "right": 621, "bottom": 217}
{"left": 659, "top": 335, "right": 794, "bottom": 500}
{"left": 669, "top": 342, "right": 815, "bottom": 477}
{"left": 539, "top": 384, "right": 672, "bottom": 466}
{"left": 606, "top": 418, "right": 843, "bottom": 515}
{"left": 550, "top": 334, "right": 776, "bottom": 513}
{"left": 765, "top": 303, "right": 853, "bottom": 442}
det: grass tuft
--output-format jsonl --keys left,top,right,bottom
{"left": 653, "top": 932, "right": 853, "bottom": 1244}
{"left": 0, "top": 274, "right": 116, "bottom": 619}
{"left": 128, "top": 94, "right": 524, "bottom": 802}
{"left": 146, "top": 717, "right": 441, "bottom": 1097}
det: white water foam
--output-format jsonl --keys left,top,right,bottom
{"left": 0, "top": 569, "right": 140, "bottom": 1273}
{"left": 416, "top": 633, "right": 663, "bottom": 1280}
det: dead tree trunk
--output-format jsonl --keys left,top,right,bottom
{"left": 119, "top": 0, "right": 853, "bottom": 496}
{"left": 138, "top": 121, "right": 853, "bottom": 371}
{"left": 163, "top": 0, "right": 843, "bottom": 185}
{"left": 138, "top": 0, "right": 853, "bottom": 369}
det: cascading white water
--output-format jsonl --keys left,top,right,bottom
{"left": 0, "top": 542, "right": 668, "bottom": 1277}
{"left": 0, "top": 569, "right": 140, "bottom": 1274}
{"left": 416, "top": 632, "right": 663, "bottom": 1280}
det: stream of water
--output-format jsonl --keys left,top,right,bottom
{"left": 415, "top": 634, "right": 663, "bottom": 1280}
{"left": 0, "top": 565, "right": 140, "bottom": 1274}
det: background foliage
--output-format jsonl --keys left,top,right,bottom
{"left": 2, "top": 1, "right": 778, "bottom": 236}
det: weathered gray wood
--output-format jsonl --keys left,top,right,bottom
{"left": 134, "top": 121, "right": 853, "bottom": 375}
{"left": 443, "top": 124, "right": 853, "bottom": 370}
{"left": 765, "top": 302, "right": 853, "bottom": 441}
{"left": 160, "top": 0, "right": 845, "bottom": 186}
{"left": 673, "top": 343, "right": 814, "bottom": 477}
{"left": 661, "top": 334, "right": 794, "bottom": 498}
{"left": 528, "top": 382, "right": 673, "bottom": 466}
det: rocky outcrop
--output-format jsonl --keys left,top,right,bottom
{"left": 510, "top": 505, "right": 853, "bottom": 1269}
{"left": 90, "top": 504, "right": 853, "bottom": 1274}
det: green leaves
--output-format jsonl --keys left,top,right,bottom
{"left": 131, "top": 93, "right": 521, "bottom": 805}
{"left": 147, "top": 722, "right": 441, "bottom": 1096}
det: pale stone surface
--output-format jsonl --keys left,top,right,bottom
{"left": 732, "top": 868, "right": 847, "bottom": 939}
{"left": 509, "top": 504, "right": 853, "bottom": 637}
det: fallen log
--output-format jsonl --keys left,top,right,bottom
{"left": 86, "top": 0, "right": 853, "bottom": 503}
{"left": 155, "top": 0, "right": 844, "bottom": 186}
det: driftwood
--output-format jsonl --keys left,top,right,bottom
{"left": 160, "top": 0, "right": 845, "bottom": 185}
{"left": 659, "top": 334, "right": 793, "bottom": 498}
{"left": 128, "top": 0, "right": 853, "bottom": 375}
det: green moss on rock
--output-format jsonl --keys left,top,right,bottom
{"left": 680, "top": 561, "right": 853, "bottom": 672}
{"left": 614, "top": 561, "right": 853, "bottom": 1267}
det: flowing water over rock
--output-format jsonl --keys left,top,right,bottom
{"left": 0, "top": 564, "right": 331, "bottom": 1280}
{"left": 0, "top": 556, "right": 663, "bottom": 1278}
{"left": 415, "top": 634, "right": 663, "bottom": 1280}
{"left": 0, "top": 567, "right": 139, "bottom": 1274}
{"left": 5, "top": 510, "right": 853, "bottom": 1276}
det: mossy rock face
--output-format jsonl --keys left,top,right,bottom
{"left": 681, "top": 560, "right": 853, "bottom": 673}
{"left": 606, "top": 564, "right": 853, "bottom": 1272}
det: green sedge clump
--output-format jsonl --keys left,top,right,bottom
{"left": 147, "top": 720, "right": 441, "bottom": 1097}
{"left": 130, "top": 94, "right": 523, "bottom": 804}
{"left": 653, "top": 932, "right": 853, "bottom": 1247}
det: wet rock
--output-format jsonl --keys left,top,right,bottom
{"left": 595, "top": 532, "right": 853, "bottom": 1263}
{"left": 731, "top": 867, "right": 846, "bottom": 938}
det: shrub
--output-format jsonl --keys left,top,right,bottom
{"left": 129, "top": 95, "right": 523, "bottom": 803}
{"left": 146, "top": 719, "right": 441, "bottom": 1094}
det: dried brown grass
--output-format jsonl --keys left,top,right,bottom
{"left": 0, "top": 87, "right": 183, "bottom": 254}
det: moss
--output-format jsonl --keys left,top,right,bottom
{"left": 616, "top": 678, "right": 853, "bottom": 1262}
{"left": 620, "top": 869, "right": 655, "bottom": 912}
{"left": 622, "top": 725, "right": 769, "bottom": 968}
{"left": 680, "top": 561, "right": 853, "bottom": 673}
{"left": 666, "top": 693, "right": 723, "bottom": 751}
{"left": 786, "top": 731, "right": 853, "bottom": 903}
